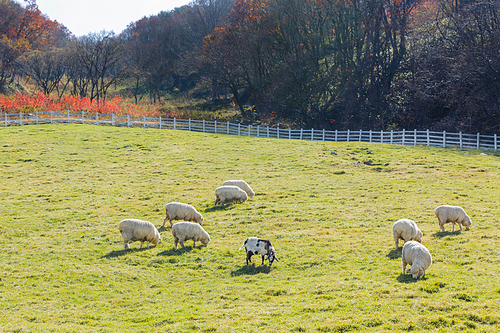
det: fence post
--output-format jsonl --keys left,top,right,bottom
{"left": 227, "top": 121, "right": 229, "bottom": 134}
{"left": 20, "top": 112, "right": 22, "bottom": 126}
{"left": 127, "top": 114, "right": 130, "bottom": 127}
{"left": 267, "top": 126, "right": 269, "bottom": 138}
{"left": 248, "top": 125, "right": 251, "bottom": 136}
{"left": 359, "top": 129, "right": 362, "bottom": 142}
{"left": 67, "top": 110, "right": 70, "bottom": 123}
{"left": 459, "top": 132, "right": 462, "bottom": 148}
{"left": 51, "top": 110, "right": 53, "bottom": 124}
{"left": 414, "top": 129, "right": 417, "bottom": 145}
{"left": 335, "top": 130, "right": 338, "bottom": 142}
{"left": 380, "top": 130, "right": 383, "bottom": 144}
{"left": 143, "top": 116, "right": 146, "bottom": 128}
{"left": 277, "top": 126, "right": 280, "bottom": 139}
{"left": 427, "top": 129, "right": 430, "bottom": 146}
{"left": 443, "top": 131, "right": 446, "bottom": 148}
{"left": 238, "top": 123, "right": 241, "bottom": 136}
{"left": 477, "top": 133, "right": 480, "bottom": 149}
{"left": 112, "top": 113, "right": 115, "bottom": 126}
{"left": 323, "top": 129, "right": 325, "bottom": 141}
{"left": 495, "top": 134, "right": 497, "bottom": 150}
{"left": 347, "top": 129, "right": 350, "bottom": 142}
{"left": 174, "top": 118, "right": 176, "bottom": 130}
{"left": 402, "top": 129, "right": 405, "bottom": 145}
{"left": 300, "top": 128, "right": 303, "bottom": 140}
{"left": 189, "top": 118, "right": 191, "bottom": 131}
{"left": 203, "top": 119, "right": 205, "bottom": 132}
{"left": 390, "top": 130, "right": 393, "bottom": 144}
{"left": 159, "top": 116, "right": 162, "bottom": 129}
{"left": 4, "top": 113, "right": 6, "bottom": 127}
{"left": 289, "top": 127, "right": 291, "bottom": 140}
{"left": 82, "top": 111, "right": 84, "bottom": 124}
{"left": 214, "top": 120, "right": 217, "bottom": 133}
{"left": 257, "top": 125, "right": 260, "bottom": 137}
{"left": 96, "top": 112, "right": 99, "bottom": 126}
{"left": 311, "top": 128, "right": 314, "bottom": 140}
{"left": 36, "top": 110, "right": 39, "bottom": 125}
{"left": 369, "top": 130, "right": 372, "bottom": 143}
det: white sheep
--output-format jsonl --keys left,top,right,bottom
{"left": 118, "top": 219, "right": 161, "bottom": 250}
{"left": 402, "top": 241, "right": 432, "bottom": 279}
{"left": 171, "top": 222, "right": 210, "bottom": 249}
{"left": 392, "top": 219, "right": 423, "bottom": 249}
{"left": 223, "top": 180, "right": 255, "bottom": 199}
{"left": 214, "top": 185, "right": 248, "bottom": 206}
{"left": 163, "top": 202, "right": 204, "bottom": 227}
{"left": 239, "top": 237, "right": 279, "bottom": 266}
{"left": 435, "top": 205, "right": 472, "bottom": 232}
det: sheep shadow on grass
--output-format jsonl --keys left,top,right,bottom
{"left": 157, "top": 246, "right": 194, "bottom": 256}
{"left": 205, "top": 204, "right": 239, "bottom": 213}
{"left": 386, "top": 248, "right": 402, "bottom": 259}
{"left": 397, "top": 274, "right": 426, "bottom": 284}
{"left": 230, "top": 264, "right": 271, "bottom": 276}
{"left": 431, "top": 230, "right": 462, "bottom": 239}
{"left": 102, "top": 247, "right": 151, "bottom": 259}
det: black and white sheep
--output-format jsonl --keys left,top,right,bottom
{"left": 239, "top": 237, "right": 278, "bottom": 266}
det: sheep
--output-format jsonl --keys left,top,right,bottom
{"left": 222, "top": 180, "right": 255, "bottom": 199}
{"left": 171, "top": 222, "right": 210, "bottom": 249}
{"left": 402, "top": 241, "right": 432, "bottom": 279}
{"left": 239, "top": 237, "right": 279, "bottom": 266}
{"left": 118, "top": 219, "right": 161, "bottom": 250}
{"left": 163, "top": 202, "right": 204, "bottom": 228}
{"left": 434, "top": 205, "right": 472, "bottom": 232}
{"left": 214, "top": 185, "right": 248, "bottom": 206}
{"left": 392, "top": 219, "right": 423, "bottom": 250}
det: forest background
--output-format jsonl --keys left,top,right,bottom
{"left": 1, "top": 0, "right": 500, "bottom": 134}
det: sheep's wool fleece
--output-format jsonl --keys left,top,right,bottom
{"left": 172, "top": 222, "right": 210, "bottom": 244}
{"left": 165, "top": 202, "right": 203, "bottom": 224}
{"left": 119, "top": 219, "right": 161, "bottom": 246}
{"left": 223, "top": 180, "right": 255, "bottom": 199}
{"left": 393, "top": 219, "right": 422, "bottom": 248}
{"left": 402, "top": 241, "right": 432, "bottom": 278}
{"left": 435, "top": 205, "right": 471, "bottom": 226}
{"left": 215, "top": 185, "right": 248, "bottom": 204}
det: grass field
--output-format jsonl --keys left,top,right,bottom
{"left": 0, "top": 124, "right": 499, "bottom": 332}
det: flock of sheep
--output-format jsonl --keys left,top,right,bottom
{"left": 118, "top": 178, "right": 472, "bottom": 276}
{"left": 394, "top": 205, "right": 472, "bottom": 279}
{"left": 118, "top": 180, "right": 278, "bottom": 266}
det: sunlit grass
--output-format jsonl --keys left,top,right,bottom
{"left": 0, "top": 124, "right": 499, "bottom": 332}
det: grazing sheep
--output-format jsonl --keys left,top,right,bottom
{"left": 435, "top": 205, "right": 472, "bottom": 232}
{"left": 393, "top": 219, "right": 423, "bottom": 250}
{"left": 239, "top": 237, "right": 279, "bottom": 266}
{"left": 214, "top": 185, "right": 248, "bottom": 206}
{"left": 402, "top": 241, "right": 432, "bottom": 279}
{"left": 163, "top": 202, "right": 204, "bottom": 228}
{"left": 223, "top": 180, "right": 255, "bottom": 199}
{"left": 171, "top": 222, "right": 210, "bottom": 249}
{"left": 118, "top": 219, "right": 161, "bottom": 250}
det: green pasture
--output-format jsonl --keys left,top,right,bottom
{"left": 0, "top": 124, "right": 499, "bottom": 332}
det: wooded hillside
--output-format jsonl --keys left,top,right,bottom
{"left": 1, "top": 0, "right": 500, "bottom": 133}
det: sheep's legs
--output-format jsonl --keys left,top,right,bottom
{"left": 402, "top": 261, "right": 407, "bottom": 275}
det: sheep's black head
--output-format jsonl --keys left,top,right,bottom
{"left": 266, "top": 250, "right": 278, "bottom": 266}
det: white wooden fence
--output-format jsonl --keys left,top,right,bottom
{"left": 1, "top": 110, "right": 498, "bottom": 150}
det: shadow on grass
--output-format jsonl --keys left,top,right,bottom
{"left": 157, "top": 246, "right": 194, "bottom": 256}
{"left": 230, "top": 264, "right": 271, "bottom": 276}
{"left": 397, "top": 273, "right": 428, "bottom": 283}
{"left": 102, "top": 247, "right": 151, "bottom": 259}
{"left": 432, "top": 230, "right": 461, "bottom": 238}
{"left": 204, "top": 204, "right": 238, "bottom": 213}
{"left": 387, "top": 248, "right": 402, "bottom": 259}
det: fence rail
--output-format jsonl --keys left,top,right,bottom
{"left": 1, "top": 110, "right": 498, "bottom": 150}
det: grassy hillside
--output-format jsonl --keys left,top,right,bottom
{"left": 0, "top": 124, "right": 499, "bottom": 332}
